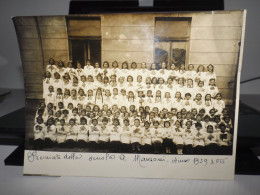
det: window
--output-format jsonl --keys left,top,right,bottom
{"left": 154, "top": 17, "right": 192, "bottom": 68}
{"left": 66, "top": 17, "right": 101, "bottom": 68}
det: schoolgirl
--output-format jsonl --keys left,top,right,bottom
{"left": 185, "top": 64, "right": 197, "bottom": 81}
{"left": 42, "top": 71, "right": 52, "bottom": 98}
{"left": 118, "top": 89, "right": 128, "bottom": 108}
{"left": 45, "top": 85, "right": 55, "bottom": 105}
{"left": 84, "top": 59, "right": 94, "bottom": 76}
{"left": 52, "top": 72, "right": 63, "bottom": 92}
{"left": 111, "top": 88, "right": 119, "bottom": 106}
{"left": 151, "top": 121, "right": 163, "bottom": 154}
{"left": 120, "top": 119, "right": 132, "bottom": 152}
{"left": 174, "top": 92, "right": 183, "bottom": 111}
{"left": 204, "top": 125, "right": 218, "bottom": 154}
{"left": 205, "top": 64, "right": 217, "bottom": 84}
{"left": 95, "top": 87, "right": 103, "bottom": 107}
{"left": 46, "top": 58, "right": 57, "bottom": 74}
{"left": 77, "top": 117, "right": 89, "bottom": 148}
{"left": 120, "top": 61, "right": 129, "bottom": 78}
{"left": 56, "top": 119, "right": 67, "bottom": 147}
{"left": 56, "top": 60, "right": 65, "bottom": 75}
{"left": 207, "top": 78, "right": 219, "bottom": 98}
{"left": 86, "top": 89, "right": 95, "bottom": 106}
{"left": 149, "top": 63, "right": 159, "bottom": 77}
{"left": 216, "top": 123, "right": 232, "bottom": 155}
{"left": 182, "top": 93, "right": 193, "bottom": 111}
{"left": 75, "top": 61, "right": 84, "bottom": 77}
{"left": 93, "top": 62, "right": 103, "bottom": 78}
{"left": 131, "top": 118, "right": 144, "bottom": 152}
{"left": 213, "top": 93, "right": 225, "bottom": 115}
{"left": 192, "top": 93, "right": 204, "bottom": 112}
{"left": 130, "top": 62, "right": 138, "bottom": 78}
{"left": 97, "top": 117, "right": 110, "bottom": 151}
{"left": 142, "top": 121, "right": 153, "bottom": 153}
{"left": 44, "top": 118, "right": 56, "bottom": 147}
{"left": 193, "top": 123, "right": 205, "bottom": 154}
{"left": 110, "top": 118, "right": 122, "bottom": 152}
{"left": 172, "top": 120, "right": 184, "bottom": 155}
{"left": 34, "top": 117, "right": 45, "bottom": 149}
{"left": 196, "top": 65, "right": 206, "bottom": 84}
{"left": 88, "top": 118, "right": 100, "bottom": 151}
{"left": 162, "top": 121, "right": 173, "bottom": 154}
{"left": 183, "top": 121, "right": 194, "bottom": 154}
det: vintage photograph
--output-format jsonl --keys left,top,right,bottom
{"left": 13, "top": 12, "right": 244, "bottom": 156}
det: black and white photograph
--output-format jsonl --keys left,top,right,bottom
{"left": 13, "top": 10, "right": 246, "bottom": 179}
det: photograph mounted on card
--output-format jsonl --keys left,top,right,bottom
{"left": 13, "top": 10, "right": 246, "bottom": 180}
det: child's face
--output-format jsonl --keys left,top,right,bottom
{"left": 54, "top": 73, "right": 60, "bottom": 79}
{"left": 137, "top": 76, "right": 142, "bottom": 82}
{"left": 37, "top": 118, "right": 43, "bottom": 124}
{"left": 170, "top": 64, "right": 175, "bottom": 70}
{"left": 187, "top": 79, "right": 193, "bottom": 86}
{"left": 93, "top": 120, "right": 98, "bottom": 126}
{"left": 151, "top": 63, "right": 156, "bottom": 70}
{"left": 60, "top": 120, "right": 65, "bottom": 126}
{"left": 88, "top": 76, "right": 94, "bottom": 82}
{"left": 64, "top": 73, "right": 70, "bottom": 80}
{"left": 161, "top": 62, "right": 166, "bottom": 69}
{"left": 121, "top": 90, "right": 126, "bottom": 96}
{"left": 191, "top": 109, "right": 197, "bottom": 115}
{"left": 196, "top": 94, "right": 202, "bottom": 100}
{"left": 79, "top": 90, "right": 84, "bottom": 96}
{"left": 138, "top": 91, "right": 143, "bottom": 97}
{"left": 146, "top": 77, "right": 151, "bottom": 84}
{"left": 122, "top": 63, "right": 128, "bottom": 69}
{"left": 128, "top": 92, "right": 134, "bottom": 98}
{"left": 88, "top": 90, "right": 93, "bottom": 96}
{"left": 96, "top": 89, "right": 102, "bottom": 96}
{"left": 147, "top": 91, "right": 152, "bottom": 97}
{"left": 119, "top": 77, "right": 124, "bottom": 83}
{"left": 130, "top": 105, "right": 135, "bottom": 111}
{"left": 152, "top": 78, "right": 157, "bottom": 84}
{"left": 215, "top": 117, "right": 220, "bottom": 123}
{"left": 81, "top": 110, "right": 86, "bottom": 116}
{"left": 145, "top": 123, "right": 150, "bottom": 129}
{"left": 196, "top": 126, "right": 202, "bottom": 131}
{"left": 165, "top": 92, "right": 171, "bottom": 98}
{"left": 171, "top": 109, "right": 177, "bottom": 115}
{"left": 131, "top": 63, "right": 137, "bottom": 69}
{"left": 112, "top": 62, "right": 118, "bottom": 68}
{"left": 86, "top": 106, "right": 91, "bottom": 112}
{"left": 209, "top": 79, "right": 215, "bottom": 85}
{"left": 127, "top": 76, "right": 133, "bottom": 82}
{"left": 77, "top": 63, "right": 81, "bottom": 69}
{"left": 167, "top": 78, "right": 173, "bottom": 85}
{"left": 150, "top": 112, "right": 155, "bottom": 119}
{"left": 205, "top": 94, "right": 211, "bottom": 101}
{"left": 204, "top": 117, "right": 210, "bottom": 122}
{"left": 133, "top": 112, "right": 138, "bottom": 117}
{"left": 48, "top": 110, "right": 53, "bottom": 115}
{"left": 165, "top": 122, "right": 170, "bottom": 128}
{"left": 105, "top": 90, "right": 110, "bottom": 96}
{"left": 198, "top": 81, "right": 204, "bottom": 87}
{"left": 210, "top": 110, "right": 215, "bottom": 116}
{"left": 81, "top": 120, "right": 87, "bottom": 125}
{"left": 185, "top": 94, "right": 191, "bottom": 100}
{"left": 102, "top": 120, "right": 108, "bottom": 125}
{"left": 188, "top": 64, "right": 194, "bottom": 71}
{"left": 198, "top": 65, "right": 204, "bottom": 72}
{"left": 103, "top": 62, "right": 109, "bottom": 69}
{"left": 72, "top": 110, "right": 78, "bottom": 116}
{"left": 207, "top": 126, "right": 213, "bottom": 133}
{"left": 48, "top": 86, "right": 54, "bottom": 92}
{"left": 159, "top": 113, "right": 164, "bottom": 119}
{"left": 71, "top": 90, "right": 77, "bottom": 96}
{"left": 104, "top": 77, "right": 109, "bottom": 84}
{"left": 81, "top": 76, "right": 86, "bottom": 82}
{"left": 47, "top": 119, "right": 53, "bottom": 126}
{"left": 141, "top": 63, "right": 146, "bottom": 69}
{"left": 97, "top": 76, "right": 102, "bottom": 82}
{"left": 113, "top": 88, "right": 118, "bottom": 95}
{"left": 95, "top": 62, "right": 99, "bottom": 68}
{"left": 178, "top": 78, "right": 184, "bottom": 85}
{"left": 216, "top": 94, "right": 222, "bottom": 100}
{"left": 220, "top": 126, "right": 226, "bottom": 133}
{"left": 134, "top": 120, "right": 140, "bottom": 127}
{"left": 175, "top": 121, "right": 180, "bottom": 128}
{"left": 159, "top": 78, "right": 164, "bottom": 84}
{"left": 156, "top": 91, "right": 161, "bottom": 97}
{"left": 208, "top": 65, "right": 213, "bottom": 72}
{"left": 224, "top": 117, "right": 230, "bottom": 123}
{"left": 186, "top": 122, "right": 191, "bottom": 128}
{"left": 111, "top": 76, "right": 116, "bottom": 82}
{"left": 64, "top": 89, "right": 70, "bottom": 95}
{"left": 154, "top": 123, "right": 159, "bottom": 128}
{"left": 175, "top": 92, "right": 181, "bottom": 98}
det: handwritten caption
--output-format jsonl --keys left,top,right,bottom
{"left": 26, "top": 151, "right": 228, "bottom": 168}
